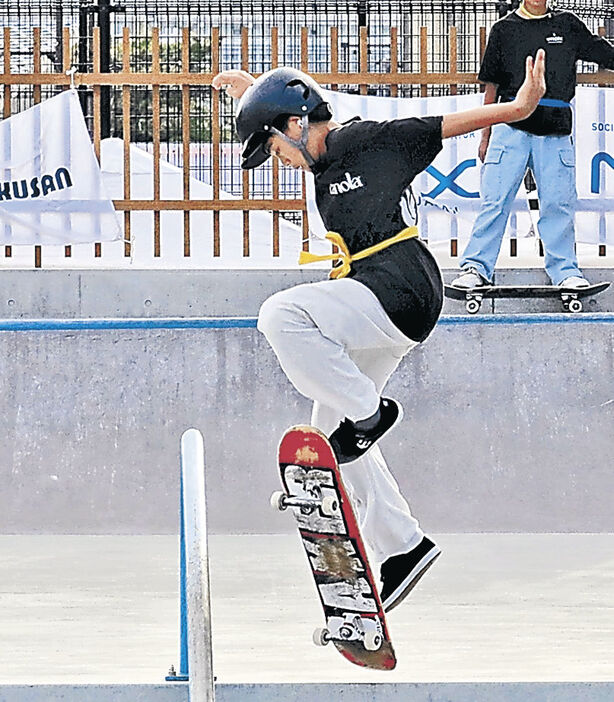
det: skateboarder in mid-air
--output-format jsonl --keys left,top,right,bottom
{"left": 213, "top": 50, "right": 546, "bottom": 612}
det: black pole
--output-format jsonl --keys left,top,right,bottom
{"left": 78, "top": 2, "right": 90, "bottom": 115}
{"left": 606, "top": 0, "right": 614, "bottom": 38}
{"left": 358, "top": 0, "right": 367, "bottom": 27}
{"left": 99, "top": 0, "right": 111, "bottom": 138}
{"left": 55, "top": 1, "right": 64, "bottom": 74}
{"left": 78, "top": 4, "right": 89, "bottom": 72}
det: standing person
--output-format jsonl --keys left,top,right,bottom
{"left": 453, "top": 0, "right": 614, "bottom": 289}
{"left": 213, "top": 52, "right": 545, "bottom": 612}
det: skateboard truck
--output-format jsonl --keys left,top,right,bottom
{"left": 270, "top": 489, "right": 339, "bottom": 517}
{"left": 560, "top": 293, "right": 583, "bottom": 313}
{"left": 465, "top": 292, "right": 483, "bottom": 315}
{"left": 313, "top": 614, "right": 384, "bottom": 651}
{"left": 464, "top": 290, "right": 585, "bottom": 315}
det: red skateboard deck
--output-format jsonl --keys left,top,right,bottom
{"left": 273, "top": 425, "right": 396, "bottom": 670}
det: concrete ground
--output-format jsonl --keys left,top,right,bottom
{"left": 0, "top": 534, "right": 613, "bottom": 686}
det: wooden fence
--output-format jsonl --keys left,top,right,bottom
{"left": 1, "top": 24, "right": 613, "bottom": 267}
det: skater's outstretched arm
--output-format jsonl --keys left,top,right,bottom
{"left": 441, "top": 49, "right": 546, "bottom": 139}
{"left": 213, "top": 50, "right": 544, "bottom": 146}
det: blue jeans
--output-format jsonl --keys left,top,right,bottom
{"left": 460, "top": 124, "right": 582, "bottom": 285}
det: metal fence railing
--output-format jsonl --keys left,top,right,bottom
{"left": 0, "top": 1, "right": 613, "bottom": 267}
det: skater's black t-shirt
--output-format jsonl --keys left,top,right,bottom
{"left": 311, "top": 117, "right": 443, "bottom": 343}
{"left": 479, "top": 10, "right": 614, "bottom": 135}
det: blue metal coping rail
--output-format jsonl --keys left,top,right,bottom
{"left": 0, "top": 314, "right": 613, "bottom": 331}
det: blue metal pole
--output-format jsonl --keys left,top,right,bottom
{"left": 165, "top": 440, "right": 190, "bottom": 682}
{"left": 179, "top": 466, "right": 189, "bottom": 677}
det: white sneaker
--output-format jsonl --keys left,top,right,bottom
{"left": 559, "top": 276, "right": 590, "bottom": 289}
{"left": 451, "top": 268, "right": 489, "bottom": 289}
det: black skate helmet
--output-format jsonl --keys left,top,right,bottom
{"left": 235, "top": 67, "right": 330, "bottom": 169}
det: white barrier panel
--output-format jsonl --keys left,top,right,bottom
{"left": 575, "top": 86, "right": 614, "bottom": 246}
{"left": 0, "top": 90, "right": 121, "bottom": 245}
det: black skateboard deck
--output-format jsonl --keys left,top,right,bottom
{"left": 445, "top": 282, "right": 610, "bottom": 314}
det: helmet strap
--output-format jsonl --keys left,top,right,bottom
{"left": 268, "top": 114, "right": 316, "bottom": 167}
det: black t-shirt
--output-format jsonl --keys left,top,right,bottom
{"left": 311, "top": 117, "right": 444, "bottom": 343}
{"left": 479, "top": 10, "right": 614, "bottom": 135}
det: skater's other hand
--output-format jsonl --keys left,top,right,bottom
{"left": 212, "top": 70, "right": 255, "bottom": 99}
{"left": 478, "top": 130, "right": 491, "bottom": 163}
{"left": 512, "top": 49, "right": 546, "bottom": 121}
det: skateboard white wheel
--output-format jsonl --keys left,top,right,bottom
{"left": 270, "top": 491, "right": 287, "bottom": 511}
{"left": 568, "top": 299, "right": 582, "bottom": 313}
{"left": 363, "top": 631, "right": 383, "bottom": 651}
{"left": 466, "top": 299, "right": 480, "bottom": 314}
{"left": 320, "top": 495, "right": 338, "bottom": 517}
{"left": 313, "top": 627, "right": 331, "bottom": 647}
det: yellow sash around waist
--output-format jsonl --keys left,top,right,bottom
{"left": 298, "top": 226, "right": 419, "bottom": 280}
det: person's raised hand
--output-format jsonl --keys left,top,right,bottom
{"left": 211, "top": 70, "right": 255, "bottom": 99}
{"left": 513, "top": 49, "right": 546, "bottom": 120}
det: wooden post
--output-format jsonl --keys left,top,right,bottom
{"left": 182, "top": 27, "right": 191, "bottom": 257}
{"left": 93, "top": 27, "right": 102, "bottom": 258}
{"left": 122, "top": 27, "right": 131, "bottom": 258}
{"left": 271, "top": 26, "right": 280, "bottom": 257}
{"left": 211, "top": 27, "right": 221, "bottom": 259}
{"left": 4, "top": 28, "right": 11, "bottom": 259}
{"left": 152, "top": 27, "right": 161, "bottom": 258}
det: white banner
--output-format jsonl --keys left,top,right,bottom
{"left": 574, "top": 86, "right": 614, "bottom": 245}
{"left": 0, "top": 90, "right": 121, "bottom": 245}
{"left": 99, "top": 138, "right": 331, "bottom": 269}
{"left": 308, "top": 87, "right": 614, "bottom": 246}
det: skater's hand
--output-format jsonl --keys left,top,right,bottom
{"left": 441, "top": 53, "right": 544, "bottom": 139}
{"left": 212, "top": 70, "right": 255, "bottom": 99}
{"left": 511, "top": 49, "right": 546, "bottom": 121}
{"left": 478, "top": 129, "right": 491, "bottom": 163}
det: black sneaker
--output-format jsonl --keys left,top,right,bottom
{"left": 328, "top": 397, "right": 403, "bottom": 465}
{"left": 380, "top": 536, "right": 441, "bottom": 613}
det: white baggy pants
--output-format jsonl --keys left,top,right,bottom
{"left": 258, "top": 277, "right": 424, "bottom": 565}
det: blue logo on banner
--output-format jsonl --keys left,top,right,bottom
{"left": 591, "top": 152, "right": 614, "bottom": 194}
{"left": 424, "top": 159, "right": 479, "bottom": 199}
